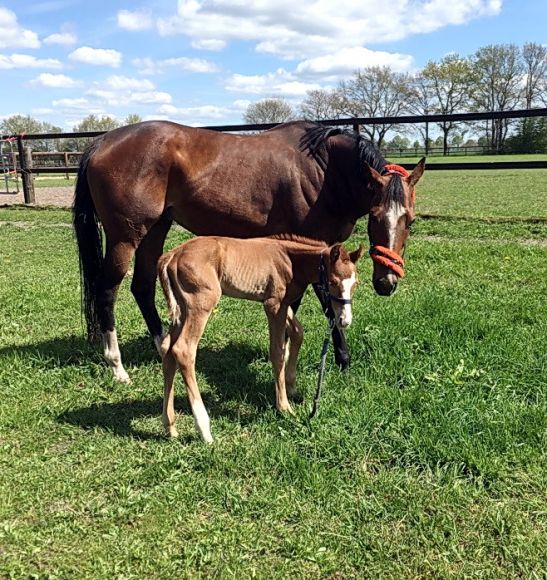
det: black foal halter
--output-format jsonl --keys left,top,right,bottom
{"left": 317, "top": 253, "right": 352, "bottom": 308}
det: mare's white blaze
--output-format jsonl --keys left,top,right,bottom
{"left": 103, "top": 329, "right": 130, "bottom": 383}
{"left": 385, "top": 202, "right": 406, "bottom": 251}
{"left": 385, "top": 201, "right": 406, "bottom": 284}
{"left": 191, "top": 399, "right": 213, "bottom": 443}
{"left": 340, "top": 272, "right": 356, "bottom": 326}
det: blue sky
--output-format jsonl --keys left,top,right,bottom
{"left": 0, "top": 0, "right": 545, "bottom": 130}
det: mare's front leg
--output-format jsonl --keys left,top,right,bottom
{"left": 312, "top": 283, "right": 351, "bottom": 370}
{"left": 264, "top": 301, "right": 293, "bottom": 414}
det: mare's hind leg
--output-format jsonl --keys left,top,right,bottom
{"left": 312, "top": 283, "right": 350, "bottom": 370}
{"left": 98, "top": 241, "right": 136, "bottom": 382}
{"left": 131, "top": 215, "right": 172, "bottom": 353}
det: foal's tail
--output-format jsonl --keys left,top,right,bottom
{"left": 157, "top": 254, "right": 182, "bottom": 354}
{"left": 72, "top": 139, "right": 104, "bottom": 342}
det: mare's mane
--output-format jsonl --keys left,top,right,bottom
{"left": 300, "top": 123, "right": 405, "bottom": 205}
{"left": 267, "top": 233, "right": 328, "bottom": 247}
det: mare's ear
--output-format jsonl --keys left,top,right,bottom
{"left": 363, "top": 163, "right": 386, "bottom": 188}
{"left": 408, "top": 157, "right": 426, "bottom": 188}
{"left": 350, "top": 243, "right": 365, "bottom": 263}
{"left": 329, "top": 244, "right": 342, "bottom": 263}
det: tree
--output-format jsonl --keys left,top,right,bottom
{"left": 407, "top": 73, "right": 437, "bottom": 154}
{"left": 67, "top": 115, "right": 121, "bottom": 151}
{"left": 243, "top": 99, "right": 295, "bottom": 124}
{"left": 421, "top": 54, "right": 474, "bottom": 155}
{"left": 522, "top": 42, "right": 547, "bottom": 109}
{"left": 336, "top": 66, "right": 412, "bottom": 147}
{"left": 299, "top": 89, "right": 342, "bottom": 121}
{"left": 124, "top": 113, "right": 143, "bottom": 125}
{"left": 506, "top": 117, "right": 547, "bottom": 153}
{"left": 471, "top": 44, "right": 523, "bottom": 152}
{"left": 0, "top": 115, "right": 62, "bottom": 151}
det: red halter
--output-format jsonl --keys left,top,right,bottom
{"left": 369, "top": 164, "right": 411, "bottom": 278}
{"left": 369, "top": 246, "right": 405, "bottom": 278}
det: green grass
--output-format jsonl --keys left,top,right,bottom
{"left": 392, "top": 153, "right": 547, "bottom": 163}
{"left": 1, "top": 173, "right": 546, "bottom": 577}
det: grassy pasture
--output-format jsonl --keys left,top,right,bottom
{"left": 0, "top": 170, "right": 546, "bottom": 577}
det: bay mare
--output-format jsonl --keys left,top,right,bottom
{"left": 158, "top": 234, "right": 364, "bottom": 443}
{"left": 73, "top": 120, "right": 425, "bottom": 381}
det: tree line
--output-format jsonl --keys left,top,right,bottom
{"left": 244, "top": 42, "right": 547, "bottom": 154}
{"left": 2, "top": 43, "right": 545, "bottom": 155}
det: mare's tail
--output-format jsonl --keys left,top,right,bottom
{"left": 72, "top": 139, "right": 104, "bottom": 342}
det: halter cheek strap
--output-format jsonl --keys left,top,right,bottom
{"left": 319, "top": 253, "right": 353, "bottom": 306}
{"left": 369, "top": 245, "right": 405, "bottom": 278}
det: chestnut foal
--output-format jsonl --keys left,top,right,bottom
{"left": 158, "top": 235, "right": 364, "bottom": 443}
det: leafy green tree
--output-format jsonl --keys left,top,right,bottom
{"left": 66, "top": 115, "right": 120, "bottom": 151}
{"left": 0, "top": 115, "right": 62, "bottom": 151}
{"left": 300, "top": 89, "right": 342, "bottom": 121}
{"left": 124, "top": 113, "right": 143, "bottom": 126}
{"left": 421, "top": 54, "right": 474, "bottom": 155}
{"left": 244, "top": 99, "right": 295, "bottom": 124}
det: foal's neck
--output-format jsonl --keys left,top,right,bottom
{"left": 286, "top": 243, "right": 327, "bottom": 286}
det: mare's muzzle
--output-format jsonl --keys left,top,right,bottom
{"left": 370, "top": 245, "right": 404, "bottom": 296}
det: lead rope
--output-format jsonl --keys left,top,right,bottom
{"left": 309, "top": 317, "right": 335, "bottom": 419}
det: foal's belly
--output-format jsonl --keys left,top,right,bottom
{"left": 220, "top": 276, "right": 269, "bottom": 302}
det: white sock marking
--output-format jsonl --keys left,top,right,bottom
{"left": 103, "top": 329, "right": 130, "bottom": 383}
{"left": 191, "top": 399, "right": 213, "bottom": 443}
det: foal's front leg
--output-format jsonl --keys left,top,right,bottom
{"left": 265, "top": 302, "right": 293, "bottom": 414}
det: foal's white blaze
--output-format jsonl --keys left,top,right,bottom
{"left": 191, "top": 399, "right": 213, "bottom": 443}
{"left": 339, "top": 272, "right": 356, "bottom": 327}
{"left": 103, "top": 329, "right": 130, "bottom": 383}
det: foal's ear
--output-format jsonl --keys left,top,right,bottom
{"left": 408, "top": 157, "right": 426, "bottom": 188}
{"left": 350, "top": 243, "right": 365, "bottom": 263}
{"left": 330, "top": 244, "right": 342, "bottom": 263}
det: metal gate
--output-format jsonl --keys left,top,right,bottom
{"left": 1, "top": 137, "right": 19, "bottom": 194}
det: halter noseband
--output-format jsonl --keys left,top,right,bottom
{"left": 368, "top": 164, "right": 411, "bottom": 278}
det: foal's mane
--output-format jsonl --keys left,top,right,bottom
{"left": 300, "top": 123, "right": 405, "bottom": 205}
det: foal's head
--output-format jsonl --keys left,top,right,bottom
{"left": 326, "top": 243, "right": 365, "bottom": 328}
{"left": 365, "top": 159, "right": 425, "bottom": 296}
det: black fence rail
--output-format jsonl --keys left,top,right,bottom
{"left": 3, "top": 108, "right": 546, "bottom": 203}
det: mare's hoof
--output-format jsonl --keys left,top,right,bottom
{"left": 335, "top": 353, "right": 351, "bottom": 371}
{"left": 288, "top": 391, "right": 304, "bottom": 404}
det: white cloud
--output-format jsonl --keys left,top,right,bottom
{"left": 117, "top": 9, "right": 153, "bottom": 31}
{"left": 0, "top": 7, "right": 40, "bottom": 49}
{"left": 225, "top": 69, "right": 321, "bottom": 97}
{"left": 296, "top": 47, "right": 414, "bottom": 80}
{"left": 30, "top": 73, "right": 81, "bottom": 88}
{"left": 154, "top": 0, "right": 502, "bottom": 60}
{"left": 69, "top": 46, "right": 122, "bottom": 68}
{"left": 191, "top": 39, "right": 226, "bottom": 51}
{"left": 157, "top": 103, "right": 238, "bottom": 126}
{"left": 104, "top": 75, "right": 155, "bottom": 90}
{"left": 52, "top": 98, "right": 91, "bottom": 110}
{"left": 43, "top": 31, "right": 77, "bottom": 46}
{"left": 0, "top": 53, "right": 62, "bottom": 70}
{"left": 133, "top": 56, "right": 219, "bottom": 75}
{"left": 86, "top": 88, "right": 173, "bottom": 106}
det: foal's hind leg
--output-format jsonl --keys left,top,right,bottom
{"left": 131, "top": 215, "right": 172, "bottom": 353}
{"left": 98, "top": 240, "right": 136, "bottom": 382}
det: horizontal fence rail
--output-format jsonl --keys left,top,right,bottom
{"left": 2, "top": 108, "right": 546, "bottom": 203}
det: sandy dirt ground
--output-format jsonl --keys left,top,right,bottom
{"left": 0, "top": 186, "right": 73, "bottom": 208}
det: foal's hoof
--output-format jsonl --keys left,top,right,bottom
{"left": 166, "top": 426, "right": 179, "bottom": 438}
{"left": 114, "top": 370, "right": 132, "bottom": 384}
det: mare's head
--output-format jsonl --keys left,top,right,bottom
{"left": 365, "top": 159, "right": 425, "bottom": 296}
{"left": 325, "top": 243, "right": 365, "bottom": 328}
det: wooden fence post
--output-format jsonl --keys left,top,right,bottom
{"left": 17, "top": 136, "right": 35, "bottom": 204}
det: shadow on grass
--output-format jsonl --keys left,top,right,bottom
{"left": 56, "top": 341, "right": 273, "bottom": 439}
